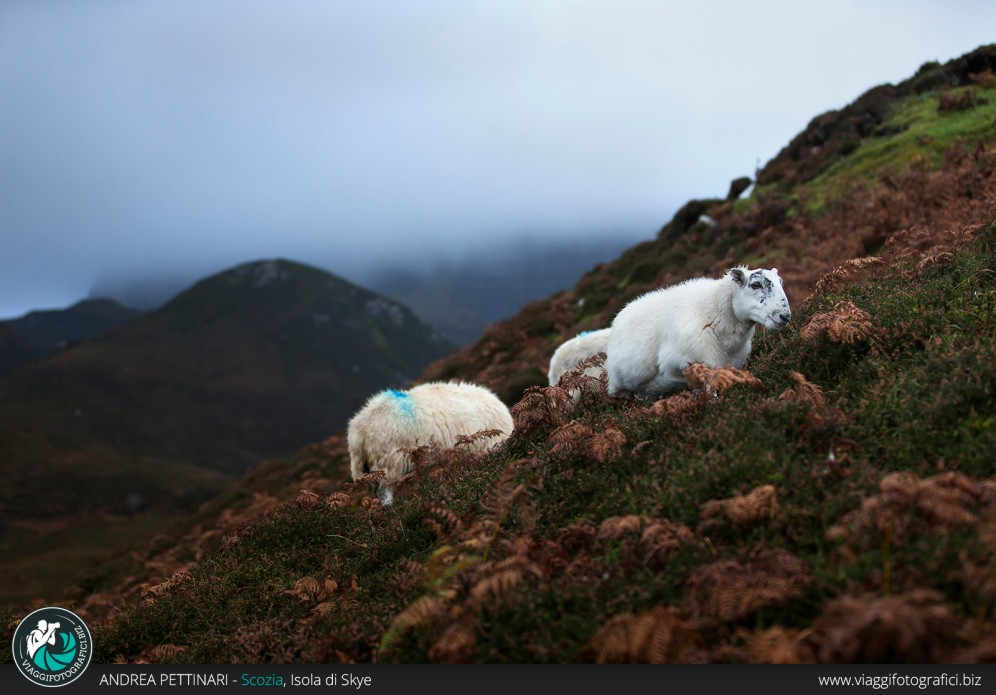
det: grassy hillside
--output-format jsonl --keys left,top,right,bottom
{"left": 75, "top": 221, "right": 995, "bottom": 663}
{"left": 3, "top": 46, "right": 993, "bottom": 664}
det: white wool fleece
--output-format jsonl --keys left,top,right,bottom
{"left": 606, "top": 267, "right": 791, "bottom": 399}
{"left": 348, "top": 381, "right": 513, "bottom": 504}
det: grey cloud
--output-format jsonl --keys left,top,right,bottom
{"left": 2, "top": 1, "right": 995, "bottom": 318}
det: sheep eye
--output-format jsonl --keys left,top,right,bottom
{"left": 750, "top": 282, "right": 762, "bottom": 290}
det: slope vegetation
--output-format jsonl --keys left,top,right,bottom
{"left": 86, "top": 221, "right": 996, "bottom": 663}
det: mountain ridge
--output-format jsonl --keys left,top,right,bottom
{"left": 0, "top": 257, "right": 453, "bottom": 608}
{"left": 0, "top": 298, "right": 141, "bottom": 374}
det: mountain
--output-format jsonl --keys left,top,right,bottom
{"left": 0, "top": 258, "right": 453, "bottom": 608}
{"left": 7, "top": 46, "right": 996, "bottom": 664}
{"left": 365, "top": 236, "right": 646, "bottom": 346}
{"left": 0, "top": 324, "right": 39, "bottom": 376}
{"left": 1, "top": 298, "right": 142, "bottom": 360}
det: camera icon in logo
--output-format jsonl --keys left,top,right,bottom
{"left": 12, "top": 607, "right": 92, "bottom": 687}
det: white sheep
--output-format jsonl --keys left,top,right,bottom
{"left": 606, "top": 267, "right": 791, "bottom": 399}
{"left": 348, "top": 381, "right": 514, "bottom": 504}
{"left": 547, "top": 328, "right": 610, "bottom": 387}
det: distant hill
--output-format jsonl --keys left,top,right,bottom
{"left": 0, "top": 258, "right": 452, "bottom": 607}
{"left": 0, "top": 261, "right": 452, "bottom": 516}
{"left": 0, "top": 324, "right": 38, "bottom": 377}
{"left": 1, "top": 298, "right": 142, "bottom": 359}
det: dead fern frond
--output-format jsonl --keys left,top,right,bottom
{"left": 557, "top": 351, "right": 610, "bottom": 404}
{"left": 511, "top": 385, "right": 574, "bottom": 434}
{"left": 807, "top": 589, "right": 956, "bottom": 662}
{"left": 388, "top": 596, "right": 450, "bottom": 634}
{"left": 309, "top": 602, "right": 336, "bottom": 619}
{"left": 326, "top": 491, "right": 352, "bottom": 510}
{"left": 917, "top": 251, "right": 954, "bottom": 272}
{"left": 684, "top": 363, "right": 762, "bottom": 396}
{"left": 642, "top": 391, "right": 702, "bottom": 419}
{"left": 547, "top": 421, "right": 626, "bottom": 462}
{"left": 800, "top": 301, "right": 874, "bottom": 345}
{"left": 596, "top": 515, "right": 693, "bottom": 568}
{"left": 828, "top": 471, "right": 985, "bottom": 545}
{"left": 467, "top": 567, "right": 525, "bottom": 606}
{"left": 349, "top": 470, "right": 385, "bottom": 491}
{"left": 285, "top": 576, "right": 339, "bottom": 604}
{"left": 585, "top": 606, "right": 698, "bottom": 663}
{"left": 770, "top": 372, "right": 846, "bottom": 436}
{"left": 557, "top": 522, "right": 597, "bottom": 551}
{"left": 640, "top": 520, "right": 695, "bottom": 566}
{"left": 778, "top": 372, "right": 828, "bottom": 408}
{"left": 683, "top": 550, "right": 811, "bottom": 622}
{"left": 454, "top": 429, "right": 505, "bottom": 446}
{"left": 547, "top": 421, "right": 593, "bottom": 451}
{"left": 295, "top": 490, "right": 322, "bottom": 508}
{"left": 140, "top": 566, "right": 193, "bottom": 606}
{"left": 140, "top": 644, "right": 187, "bottom": 663}
{"left": 426, "top": 505, "right": 461, "bottom": 533}
{"left": 809, "top": 257, "right": 885, "bottom": 300}
{"left": 591, "top": 426, "right": 626, "bottom": 462}
{"left": 477, "top": 457, "right": 538, "bottom": 535}
{"left": 738, "top": 627, "right": 815, "bottom": 664}
{"left": 700, "top": 485, "right": 779, "bottom": 528}
{"left": 428, "top": 621, "right": 476, "bottom": 663}
{"left": 216, "top": 491, "right": 281, "bottom": 532}
{"left": 597, "top": 515, "right": 652, "bottom": 541}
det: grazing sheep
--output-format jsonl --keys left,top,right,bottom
{"left": 348, "top": 381, "right": 513, "bottom": 504}
{"left": 606, "top": 267, "right": 791, "bottom": 399}
{"left": 547, "top": 328, "right": 611, "bottom": 386}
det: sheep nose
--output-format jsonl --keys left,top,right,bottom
{"left": 778, "top": 311, "right": 792, "bottom": 326}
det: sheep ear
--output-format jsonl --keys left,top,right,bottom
{"left": 728, "top": 268, "right": 747, "bottom": 286}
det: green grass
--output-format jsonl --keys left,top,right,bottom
{"left": 799, "top": 85, "right": 996, "bottom": 215}
{"left": 76, "top": 223, "right": 995, "bottom": 664}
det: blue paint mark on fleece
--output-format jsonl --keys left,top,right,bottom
{"left": 577, "top": 330, "right": 594, "bottom": 337}
{"left": 386, "top": 389, "right": 416, "bottom": 418}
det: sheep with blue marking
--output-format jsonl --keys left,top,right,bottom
{"left": 348, "top": 381, "right": 514, "bottom": 504}
{"left": 548, "top": 328, "right": 610, "bottom": 387}
{"left": 606, "top": 267, "right": 791, "bottom": 399}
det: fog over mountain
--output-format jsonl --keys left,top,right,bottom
{"left": 2, "top": 1, "right": 994, "bottom": 319}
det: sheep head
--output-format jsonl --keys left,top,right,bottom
{"left": 729, "top": 267, "right": 792, "bottom": 330}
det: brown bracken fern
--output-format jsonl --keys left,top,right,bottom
{"left": 800, "top": 300, "right": 874, "bottom": 345}
{"left": 699, "top": 484, "right": 779, "bottom": 528}
{"left": 584, "top": 606, "right": 699, "bottom": 663}
{"left": 683, "top": 363, "right": 763, "bottom": 395}
{"left": 828, "top": 471, "right": 991, "bottom": 545}
{"left": 547, "top": 421, "right": 626, "bottom": 463}
{"left": 683, "top": 549, "right": 812, "bottom": 622}
{"left": 510, "top": 385, "right": 573, "bottom": 434}
{"left": 806, "top": 589, "right": 956, "bottom": 662}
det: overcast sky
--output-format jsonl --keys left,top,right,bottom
{"left": 1, "top": 1, "right": 993, "bottom": 319}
